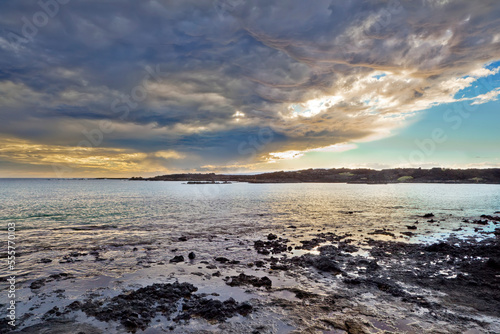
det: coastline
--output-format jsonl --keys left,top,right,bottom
{"left": 129, "top": 167, "right": 500, "bottom": 185}
{"left": 2, "top": 210, "right": 499, "bottom": 333}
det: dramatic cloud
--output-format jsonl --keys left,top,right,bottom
{"left": 1, "top": 0, "right": 500, "bottom": 176}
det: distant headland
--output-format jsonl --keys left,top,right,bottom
{"left": 130, "top": 168, "right": 500, "bottom": 184}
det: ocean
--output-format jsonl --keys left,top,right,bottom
{"left": 1, "top": 179, "right": 499, "bottom": 333}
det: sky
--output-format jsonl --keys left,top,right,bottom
{"left": 1, "top": 0, "right": 500, "bottom": 178}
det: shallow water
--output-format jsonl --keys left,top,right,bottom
{"left": 1, "top": 179, "right": 499, "bottom": 285}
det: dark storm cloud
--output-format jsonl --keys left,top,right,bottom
{"left": 1, "top": 0, "right": 500, "bottom": 173}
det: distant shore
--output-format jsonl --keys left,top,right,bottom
{"left": 129, "top": 167, "right": 500, "bottom": 184}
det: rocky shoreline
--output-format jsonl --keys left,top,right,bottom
{"left": 2, "top": 214, "right": 500, "bottom": 333}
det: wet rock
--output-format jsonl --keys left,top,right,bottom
{"left": 481, "top": 214, "right": 500, "bottom": 221}
{"left": 425, "top": 242, "right": 456, "bottom": 253}
{"left": 68, "top": 251, "right": 87, "bottom": 257}
{"left": 44, "top": 306, "right": 61, "bottom": 318}
{"left": 270, "top": 264, "right": 289, "bottom": 270}
{"left": 338, "top": 243, "right": 359, "bottom": 253}
{"left": 254, "top": 260, "right": 265, "bottom": 268}
{"left": 226, "top": 273, "right": 272, "bottom": 289}
{"left": 30, "top": 279, "right": 46, "bottom": 290}
{"left": 188, "top": 252, "right": 196, "bottom": 260}
{"left": 76, "top": 282, "right": 198, "bottom": 330}
{"left": 345, "top": 319, "right": 371, "bottom": 334}
{"left": 292, "top": 254, "right": 343, "bottom": 274}
{"left": 65, "top": 301, "right": 82, "bottom": 311}
{"left": 368, "top": 229, "right": 395, "bottom": 238}
{"left": 486, "top": 258, "right": 500, "bottom": 270}
{"left": 267, "top": 233, "right": 277, "bottom": 240}
{"left": 50, "top": 273, "right": 73, "bottom": 280}
{"left": 179, "top": 297, "right": 252, "bottom": 322}
{"left": 295, "top": 237, "right": 326, "bottom": 250}
{"left": 170, "top": 255, "right": 184, "bottom": 263}
{"left": 359, "top": 259, "right": 380, "bottom": 272}
{"left": 314, "top": 257, "right": 342, "bottom": 273}
{"left": 254, "top": 237, "right": 289, "bottom": 254}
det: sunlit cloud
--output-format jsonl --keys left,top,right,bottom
{"left": 1, "top": 0, "right": 500, "bottom": 176}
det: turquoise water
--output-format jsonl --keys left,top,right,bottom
{"left": 1, "top": 179, "right": 499, "bottom": 284}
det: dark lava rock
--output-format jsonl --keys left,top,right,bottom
{"left": 71, "top": 281, "right": 251, "bottom": 330}
{"left": 267, "top": 233, "right": 277, "bottom": 240}
{"left": 66, "top": 301, "right": 82, "bottom": 311}
{"left": 368, "top": 229, "right": 395, "bottom": 238}
{"left": 287, "top": 225, "right": 297, "bottom": 229}
{"left": 425, "top": 242, "right": 456, "bottom": 253}
{"left": 254, "top": 260, "right": 265, "bottom": 268}
{"left": 226, "top": 273, "right": 272, "bottom": 289}
{"left": 254, "top": 237, "right": 289, "bottom": 254}
{"left": 360, "top": 259, "right": 380, "bottom": 272}
{"left": 486, "top": 258, "right": 500, "bottom": 270}
{"left": 170, "top": 255, "right": 184, "bottom": 263}
{"left": 179, "top": 297, "right": 252, "bottom": 322}
{"left": 178, "top": 236, "right": 188, "bottom": 241}
{"left": 472, "top": 219, "right": 488, "bottom": 225}
{"left": 188, "top": 252, "right": 196, "bottom": 260}
{"left": 44, "top": 306, "right": 61, "bottom": 318}
{"left": 215, "top": 257, "right": 230, "bottom": 263}
{"left": 76, "top": 282, "right": 197, "bottom": 330}
{"left": 481, "top": 214, "right": 500, "bottom": 222}
{"left": 49, "top": 273, "right": 73, "bottom": 280}
{"left": 314, "top": 257, "right": 342, "bottom": 273}
{"left": 270, "top": 264, "right": 289, "bottom": 270}
{"left": 407, "top": 225, "right": 417, "bottom": 230}
{"left": 30, "top": 279, "right": 46, "bottom": 290}
{"left": 295, "top": 238, "right": 326, "bottom": 250}
{"left": 338, "top": 243, "right": 359, "bottom": 253}
{"left": 423, "top": 213, "right": 434, "bottom": 218}
{"left": 292, "top": 254, "right": 343, "bottom": 274}
{"left": 68, "top": 251, "right": 87, "bottom": 257}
